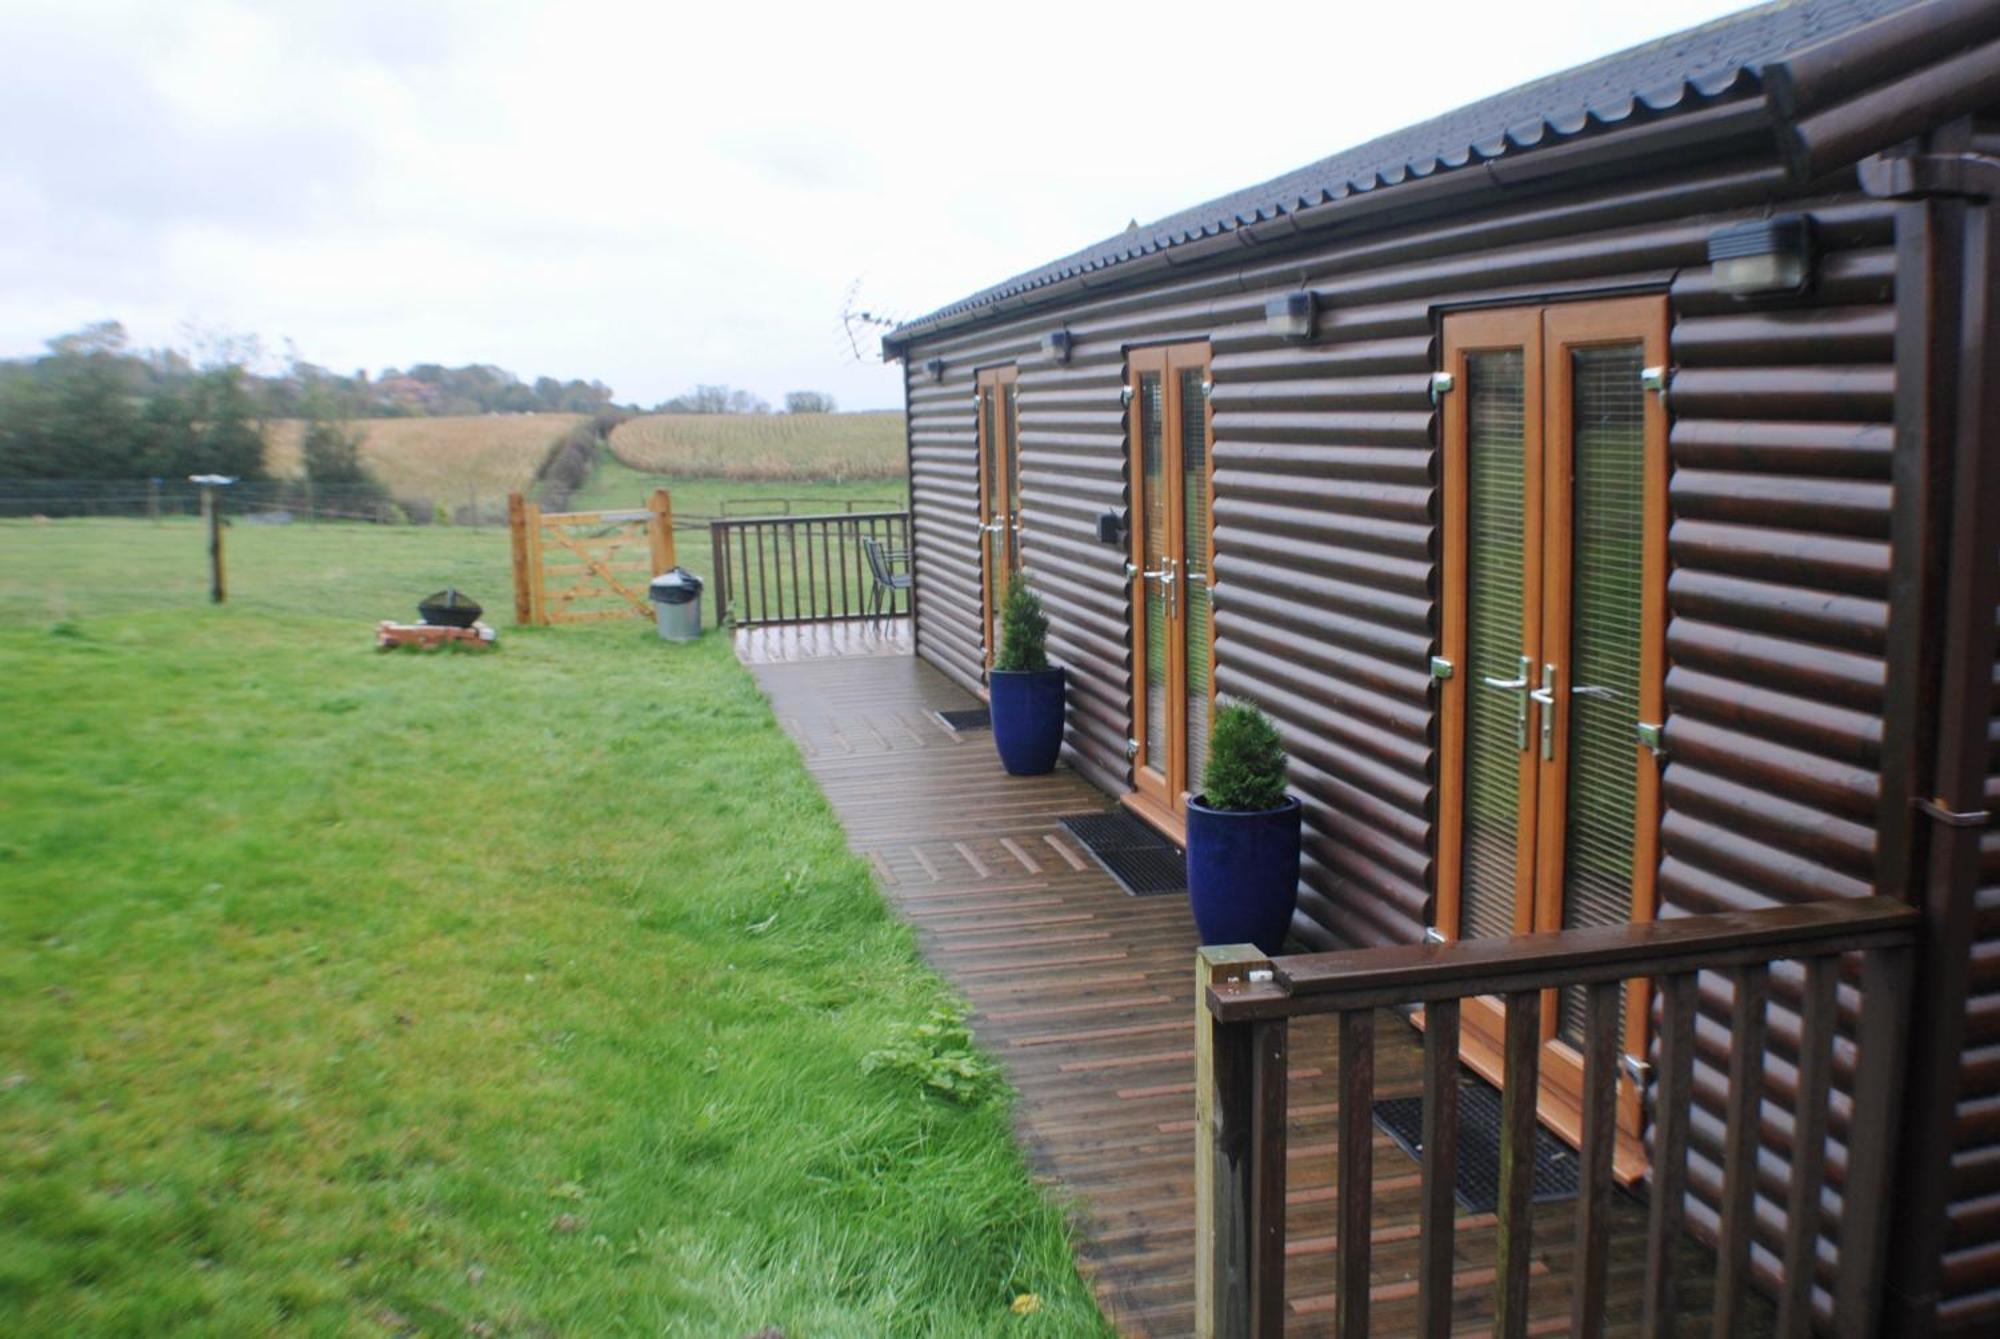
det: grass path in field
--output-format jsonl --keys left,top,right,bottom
{"left": 0, "top": 521, "right": 1106, "bottom": 1337}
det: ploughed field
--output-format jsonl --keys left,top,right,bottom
{"left": 0, "top": 519, "right": 1103, "bottom": 1336}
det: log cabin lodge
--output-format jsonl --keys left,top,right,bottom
{"left": 877, "top": 0, "right": 2000, "bottom": 1331}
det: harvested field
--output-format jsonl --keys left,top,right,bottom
{"left": 263, "top": 413, "right": 585, "bottom": 499}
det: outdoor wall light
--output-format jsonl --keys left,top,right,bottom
{"left": 1706, "top": 214, "right": 1814, "bottom": 297}
{"left": 924, "top": 356, "right": 946, "bottom": 382}
{"left": 1041, "top": 330, "right": 1075, "bottom": 365}
{"left": 1265, "top": 291, "right": 1317, "bottom": 340}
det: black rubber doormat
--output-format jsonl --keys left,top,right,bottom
{"left": 935, "top": 707, "right": 991, "bottom": 732}
{"left": 1058, "top": 811, "right": 1186, "bottom": 898}
{"left": 1373, "top": 1076, "right": 1582, "bottom": 1214}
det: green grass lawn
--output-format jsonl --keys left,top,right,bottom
{"left": 0, "top": 520, "right": 1106, "bottom": 1337}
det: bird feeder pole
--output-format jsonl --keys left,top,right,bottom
{"left": 189, "top": 474, "right": 236, "bottom": 603}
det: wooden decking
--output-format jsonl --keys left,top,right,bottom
{"left": 746, "top": 649, "right": 1746, "bottom": 1338}
{"left": 734, "top": 615, "right": 912, "bottom": 664}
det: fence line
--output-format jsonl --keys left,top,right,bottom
{"left": 0, "top": 479, "right": 502, "bottom": 527}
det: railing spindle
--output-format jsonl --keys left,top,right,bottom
{"left": 1713, "top": 964, "right": 1770, "bottom": 1339}
{"left": 1641, "top": 971, "right": 1698, "bottom": 1339}
{"left": 787, "top": 519, "right": 801, "bottom": 621}
{"left": 1776, "top": 955, "right": 1838, "bottom": 1338}
{"left": 1338, "top": 1008, "right": 1375, "bottom": 1338}
{"left": 1571, "top": 979, "right": 1621, "bottom": 1339}
{"left": 803, "top": 519, "right": 817, "bottom": 621}
{"left": 1495, "top": 989, "right": 1542, "bottom": 1339}
{"left": 1417, "top": 999, "right": 1459, "bottom": 1339}
{"left": 821, "top": 518, "right": 836, "bottom": 618}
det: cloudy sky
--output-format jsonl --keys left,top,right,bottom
{"left": 2, "top": 0, "right": 1750, "bottom": 410}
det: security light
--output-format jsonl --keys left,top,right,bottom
{"left": 1706, "top": 214, "right": 1814, "bottom": 297}
{"left": 924, "top": 357, "right": 946, "bottom": 382}
{"left": 1264, "top": 291, "right": 1317, "bottom": 340}
{"left": 1041, "top": 330, "right": 1075, "bottom": 365}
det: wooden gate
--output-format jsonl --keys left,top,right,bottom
{"left": 508, "top": 489, "right": 676, "bottom": 626}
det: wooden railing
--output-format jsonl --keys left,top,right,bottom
{"left": 707, "top": 510, "right": 912, "bottom": 628}
{"left": 1195, "top": 898, "right": 1918, "bottom": 1339}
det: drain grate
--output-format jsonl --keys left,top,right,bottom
{"left": 1058, "top": 811, "right": 1186, "bottom": 898}
{"left": 935, "top": 707, "right": 991, "bottom": 732}
{"left": 1373, "top": 1076, "right": 1582, "bottom": 1214}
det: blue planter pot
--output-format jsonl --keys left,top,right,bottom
{"left": 988, "top": 667, "right": 1067, "bottom": 775}
{"left": 1185, "top": 795, "right": 1302, "bottom": 954}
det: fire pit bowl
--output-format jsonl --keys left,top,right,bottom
{"left": 418, "top": 588, "right": 483, "bottom": 628}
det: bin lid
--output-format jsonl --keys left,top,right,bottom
{"left": 649, "top": 567, "right": 703, "bottom": 602}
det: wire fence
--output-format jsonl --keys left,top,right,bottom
{"left": 0, "top": 480, "right": 909, "bottom": 530}
{"left": 0, "top": 478, "right": 504, "bottom": 526}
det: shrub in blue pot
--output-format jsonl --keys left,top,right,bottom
{"left": 1186, "top": 701, "right": 1301, "bottom": 954}
{"left": 988, "top": 571, "right": 1066, "bottom": 776}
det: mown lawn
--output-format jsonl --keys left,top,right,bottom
{"left": 0, "top": 520, "right": 1106, "bottom": 1337}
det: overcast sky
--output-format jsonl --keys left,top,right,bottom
{"left": 2, "top": 0, "right": 1751, "bottom": 410}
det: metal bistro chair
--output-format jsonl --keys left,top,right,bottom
{"left": 860, "top": 535, "right": 912, "bottom": 622}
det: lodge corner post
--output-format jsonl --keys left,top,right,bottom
{"left": 1863, "top": 118, "right": 2000, "bottom": 1337}
{"left": 1193, "top": 945, "right": 1283, "bottom": 1339}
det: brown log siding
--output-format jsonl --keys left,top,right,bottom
{"left": 901, "top": 147, "right": 1915, "bottom": 1319}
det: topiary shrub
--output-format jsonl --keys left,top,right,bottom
{"left": 994, "top": 571, "right": 1050, "bottom": 672}
{"left": 1202, "top": 700, "right": 1289, "bottom": 811}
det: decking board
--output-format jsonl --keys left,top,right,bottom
{"left": 745, "top": 648, "right": 1758, "bottom": 1338}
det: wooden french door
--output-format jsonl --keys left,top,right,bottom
{"left": 1125, "top": 343, "right": 1214, "bottom": 841}
{"left": 977, "top": 366, "right": 1022, "bottom": 671}
{"left": 1436, "top": 297, "right": 1669, "bottom": 1183}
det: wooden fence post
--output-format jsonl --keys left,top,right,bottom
{"left": 508, "top": 492, "right": 533, "bottom": 625}
{"left": 202, "top": 485, "right": 226, "bottom": 603}
{"left": 647, "top": 488, "right": 676, "bottom": 574}
{"left": 1196, "top": 944, "right": 1284, "bottom": 1339}
{"left": 523, "top": 499, "right": 547, "bottom": 626}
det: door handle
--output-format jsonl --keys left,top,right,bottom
{"left": 1478, "top": 655, "right": 1532, "bottom": 751}
{"left": 1528, "top": 663, "right": 1559, "bottom": 760}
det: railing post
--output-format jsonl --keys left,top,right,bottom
{"left": 1196, "top": 945, "right": 1285, "bottom": 1339}
{"left": 1836, "top": 942, "right": 1915, "bottom": 1339}
{"left": 710, "top": 522, "right": 730, "bottom": 627}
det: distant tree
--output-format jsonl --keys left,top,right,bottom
{"left": 295, "top": 373, "right": 389, "bottom": 513}
{"left": 656, "top": 383, "right": 768, "bottom": 415}
{"left": 142, "top": 363, "right": 268, "bottom": 479}
{"left": 0, "top": 322, "right": 153, "bottom": 478}
{"left": 784, "top": 390, "right": 836, "bottom": 414}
